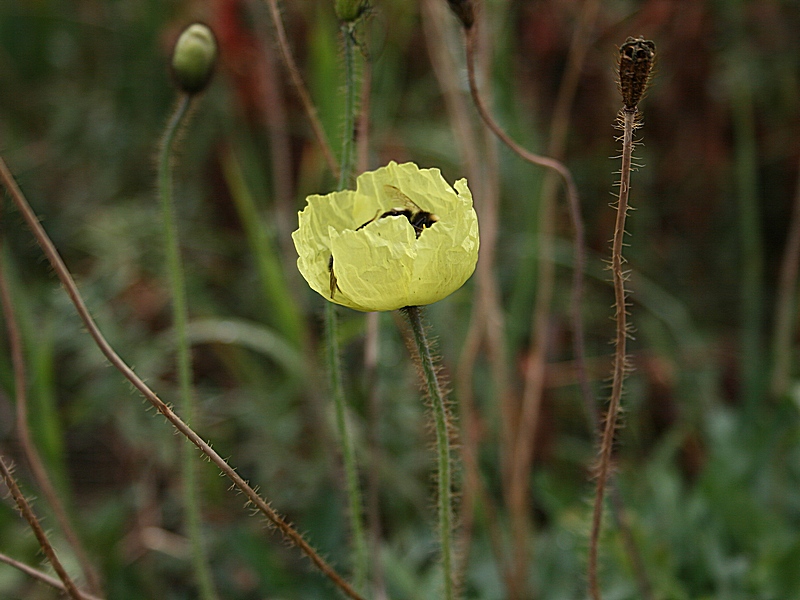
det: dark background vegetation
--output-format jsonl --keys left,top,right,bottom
{"left": 2, "top": 0, "right": 800, "bottom": 598}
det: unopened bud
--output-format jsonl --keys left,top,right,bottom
{"left": 171, "top": 23, "right": 218, "bottom": 95}
{"left": 447, "top": 0, "right": 475, "bottom": 30}
{"left": 335, "top": 0, "right": 368, "bottom": 23}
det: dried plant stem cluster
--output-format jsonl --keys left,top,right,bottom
{"left": 588, "top": 37, "right": 655, "bottom": 600}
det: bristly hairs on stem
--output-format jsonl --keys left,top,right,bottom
{"left": 325, "top": 4, "right": 369, "bottom": 593}
{"left": 0, "top": 455, "right": 88, "bottom": 600}
{"left": 161, "top": 24, "right": 220, "bottom": 600}
{"left": 0, "top": 154, "right": 366, "bottom": 600}
{"left": 0, "top": 552, "right": 103, "bottom": 600}
{"left": 587, "top": 36, "right": 655, "bottom": 600}
{"left": 0, "top": 224, "right": 103, "bottom": 595}
{"left": 400, "top": 305, "right": 458, "bottom": 600}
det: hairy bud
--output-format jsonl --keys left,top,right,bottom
{"left": 335, "top": 0, "right": 369, "bottom": 23}
{"left": 171, "top": 23, "right": 218, "bottom": 95}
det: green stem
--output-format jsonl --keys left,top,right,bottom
{"left": 157, "top": 94, "right": 218, "bottom": 600}
{"left": 338, "top": 22, "right": 358, "bottom": 190}
{"left": 401, "top": 306, "right": 455, "bottom": 600}
{"left": 326, "top": 301, "right": 367, "bottom": 591}
{"left": 326, "top": 18, "right": 368, "bottom": 592}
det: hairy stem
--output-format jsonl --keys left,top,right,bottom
{"left": 1, "top": 249, "right": 102, "bottom": 595}
{"left": 588, "top": 108, "right": 636, "bottom": 600}
{"left": 326, "top": 301, "right": 368, "bottom": 591}
{"left": 338, "top": 23, "right": 359, "bottom": 190}
{"left": 0, "top": 551, "right": 102, "bottom": 600}
{"left": 157, "top": 94, "right": 218, "bottom": 600}
{"left": 0, "top": 155, "right": 365, "bottom": 600}
{"left": 401, "top": 306, "right": 455, "bottom": 600}
{"left": 0, "top": 455, "right": 87, "bottom": 600}
{"left": 325, "top": 17, "right": 368, "bottom": 592}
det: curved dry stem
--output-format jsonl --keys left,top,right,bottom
{"left": 464, "top": 29, "right": 581, "bottom": 226}
{"left": 0, "top": 551, "right": 103, "bottom": 600}
{"left": 588, "top": 108, "right": 636, "bottom": 600}
{"left": 770, "top": 154, "right": 800, "bottom": 397}
{"left": 0, "top": 155, "right": 364, "bottom": 600}
{"left": 0, "top": 239, "right": 103, "bottom": 595}
{"left": 0, "top": 455, "right": 86, "bottom": 600}
{"left": 264, "top": 0, "right": 339, "bottom": 178}
{"left": 464, "top": 20, "right": 589, "bottom": 590}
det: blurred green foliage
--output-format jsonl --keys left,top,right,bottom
{"left": 1, "top": 0, "right": 800, "bottom": 599}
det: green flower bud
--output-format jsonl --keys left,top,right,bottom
{"left": 171, "top": 23, "right": 218, "bottom": 95}
{"left": 293, "top": 162, "right": 479, "bottom": 312}
{"left": 335, "top": 0, "right": 368, "bottom": 23}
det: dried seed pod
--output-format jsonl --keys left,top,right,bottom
{"left": 618, "top": 37, "right": 656, "bottom": 111}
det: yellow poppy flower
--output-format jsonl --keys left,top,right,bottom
{"left": 292, "top": 161, "right": 479, "bottom": 312}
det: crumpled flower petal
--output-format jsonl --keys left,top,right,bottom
{"left": 292, "top": 161, "right": 479, "bottom": 312}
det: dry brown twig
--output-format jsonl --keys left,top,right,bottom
{"left": 587, "top": 36, "right": 656, "bottom": 600}
{"left": 0, "top": 455, "right": 89, "bottom": 600}
{"left": 0, "top": 191, "right": 103, "bottom": 596}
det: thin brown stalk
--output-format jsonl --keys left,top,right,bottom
{"left": 422, "top": 0, "right": 512, "bottom": 593}
{"left": 245, "top": 0, "right": 297, "bottom": 276}
{"left": 464, "top": 29, "right": 580, "bottom": 219}
{"left": 588, "top": 107, "right": 635, "bottom": 600}
{"left": 464, "top": 17, "right": 588, "bottom": 594}
{"left": 589, "top": 38, "right": 655, "bottom": 599}
{"left": 263, "top": 0, "right": 340, "bottom": 178}
{"left": 770, "top": 154, "right": 800, "bottom": 397}
{"left": 544, "top": 0, "right": 602, "bottom": 432}
{"left": 0, "top": 231, "right": 103, "bottom": 594}
{"left": 0, "top": 155, "right": 364, "bottom": 600}
{"left": 0, "top": 455, "right": 86, "bottom": 600}
{"left": 0, "top": 551, "right": 103, "bottom": 600}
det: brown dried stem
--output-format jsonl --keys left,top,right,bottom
{"left": 0, "top": 219, "right": 103, "bottom": 595}
{"left": 0, "top": 155, "right": 364, "bottom": 600}
{"left": 0, "top": 551, "right": 103, "bottom": 600}
{"left": 464, "top": 19, "right": 588, "bottom": 592}
{"left": 264, "top": 0, "right": 340, "bottom": 178}
{"left": 589, "top": 38, "right": 654, "bottom": 599}
{"left": 587, "top": 108, "right": 636, "bottom": 600}
{"left": 0, "top": 455, "right": 87, "bottom": 600}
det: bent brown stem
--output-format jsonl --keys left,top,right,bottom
{"left": 0, "top": 155, "right": 364, "bottom": 600}
{"left": 264, "top": 0, "right": 340, "bottom": 178}
{"left": 0, "top": 552, "right": 103, "bottom": 600}
{"left": 0, "top": 455, "right": 87, "bottom": 600}
{"left": 464, "top": 22, "right": 588, "bottom": 589}
{"left": 0, "top": 238, "right": 103, "bottom": 595}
